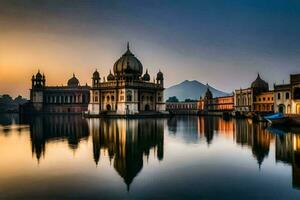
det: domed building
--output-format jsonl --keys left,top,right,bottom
{"left": 29, "top": 72, "right": 90, "bottom": 113}
{"left": 251, "top": 73, "right": 269, "bottom": 94}
{"left": 67, "top": 74, "right": 80, "bottom": 87}
{"left": 88, "top": 43, "right": 165, "bottom": 115}
{"left": 234, "top": 73, "right": 274, "bottom": 115}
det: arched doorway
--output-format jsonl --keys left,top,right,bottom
{"left": 145, "top": 104, "right": 150, "bottom": 111}
{"left": 296, "top": 104, "right": 300, "bottom": 114}
{"left": 106, "top": 104, "right": 111, "bottom": 111}
{"left": 278, "top": 104, "right": 285, "bottom": 113}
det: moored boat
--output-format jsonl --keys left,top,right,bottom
{"left": 264, "top": 113, "right": 288, "bottom": 125}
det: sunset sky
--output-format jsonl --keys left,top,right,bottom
{"left": 1, "top": 0, "right": 300, "bottom": 98}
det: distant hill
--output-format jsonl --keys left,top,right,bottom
{"left": 165, "top": 80, "right": 230, "bottom": 101}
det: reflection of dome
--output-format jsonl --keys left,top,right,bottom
{"left": 142, "top": 69, "right": 150, "bottom": 81}
{"left": 67, "top": 74, "right": 79, "bottom": 87}
{"left": 107, "top": 70, "right": 115, "bottom": 81}
{"left": 93, "top": 70, "right": 100, "bottom": 79}
{"left": 156, "top": 70, "right": 163, "bottom": 80}
{"left": 251, "top": 74, "right": 269, "bottom": 92}
{"left": 113, "top": 43, "right": 143, "bottom": 78}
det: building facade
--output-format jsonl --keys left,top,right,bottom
{"left": 234, "top": 74, "right": 274, "bottom": 115}
{"left": 234, "top": 88, "right": 253, "bottom": 113}
{"left": 253, "top": 91, "right": 274, "bottom": 113}
{"left": 28, "top": 71, "right": 90, "bottom": 113}
{"left": 88, "top": 43, "right": 165, "bottom": 116}
{"left": 166, "top": 87, "right": 234, "bottom": 116}
{"left": 274, "top": 74, "right": 300, "bottom": 114}
{"left": 274, "top": 84, "right": 291, "bottom": 114}
{"left": 166, "top": 101, "right": 198, "bottom": 115}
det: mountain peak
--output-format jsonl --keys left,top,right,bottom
{"left": 165, "top": 80, "right": 229, "bottom": 101}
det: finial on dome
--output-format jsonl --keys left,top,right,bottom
{"left": 73, "top": 73, "right": 75, "bottom": 77}
{"left": 127, "top": 41, "right": 130, "bottom": 51}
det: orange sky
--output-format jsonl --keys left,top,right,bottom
{"left": 2, "top": 0, "right": 300, "bottom": 98}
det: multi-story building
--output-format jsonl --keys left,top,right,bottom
{"left": 166, "top": 87, "right": 234, "bottom": 115}
{"left": 198, "top": 87, "right": 234, "bottom": 115}
{"left": 234, "top": 74, "right": 273, "bottom": 115}
{"left": 274, "top": 74, "right": 300, "bottom": 114}
{"left": 166, "top": 101, "right": 198, "bottom": 115}
{"left": 273, "top": 84, "right": 292, "bottom": 113}
{"left": 25, "top": 71, "right": 90, "bottom": 114}
{"left": 234, "top": 88, "right": 253, "bottom": 113}
{"left": 253, "top": 91, "right": 274, "bottom": 113}
{"left": 88, "top": 43, "right": 165, "bottom": 116}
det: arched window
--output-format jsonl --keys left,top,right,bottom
{"left": 107, "top": 96, "right": 110, "bottom": 101}
{"left": 277, "top": 93, "right": 281, "bottom": 100}
{"left": 286, "top": 92, "right": 290, "bottom": 99}
{"left": 111, "top": 95, "right": 115, "bottom": 101}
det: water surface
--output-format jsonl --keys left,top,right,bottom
{"left": 1, "top": 114, "right": 300, "bottom": 199}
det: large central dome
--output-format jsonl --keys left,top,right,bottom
{"left": 113, "top": 43, "right": 143, "bottom": 78}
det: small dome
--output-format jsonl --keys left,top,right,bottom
{"left": 142, "top": 69, "right": 150, "bottom": 81}
{"left": 251, "top": 74, "right": 269, "bottom": 91}
{"left": 93, "top": 70, "right": 100, "bottom": 79}
{"left": 107, "top": 70, "right": 115, "bottom": 81}
{"left": 156, "top": 70, "right": 164, "bottom": 80}
{"left": 68, "top": 74, "right": 79, "bottom": 87}
{"left": 36, "top": 70, "right": 42, "bottom": 79}
{"left": 113, "top": 42, "right": 143, "bottom": 78}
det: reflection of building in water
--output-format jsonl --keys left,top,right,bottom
{"left": 167, "top": 116, "right": 234, "bottom": 145}
{"left": 276, "top": 133, "right": 300, "bottom": 189}
{"left": 29, "top": 115, "right": 89, "bottom": 161}
{"left": 276, "top": 134, "right": 293, "bottom": 164}
{"left": 90, "top": 118, "right": 164, "bottom": 190}
{"left": 167, "top": 117, "right": 177, "bottom": 134}
{"left": 197, "top": 117, "right": 234, "bottom": 144}
{"left": 235, "top": 119, "right": 274, "bottom": 168}
{"left": 293, "top": 135, "right": 300, "bottom": 189}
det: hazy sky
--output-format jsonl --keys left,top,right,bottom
{"left": 1, "top": 0, "right": 300, "bottom": 98}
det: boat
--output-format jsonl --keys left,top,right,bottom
{"left": 264, "top": 113, "right": 288, "bottom": 125}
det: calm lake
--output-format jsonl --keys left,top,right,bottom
{"left": 1, "top": 114, "right": 300, "bottom": 199}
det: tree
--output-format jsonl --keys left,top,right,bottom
{"left": 166, "top": 96, "right": 179, "bottom": 102}
{"left": 184, "top": 98, "right": 197, "bottom": 102}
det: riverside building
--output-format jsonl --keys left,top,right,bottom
{"left": 87, "top": 43, "right": 165, "bottom": 116}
